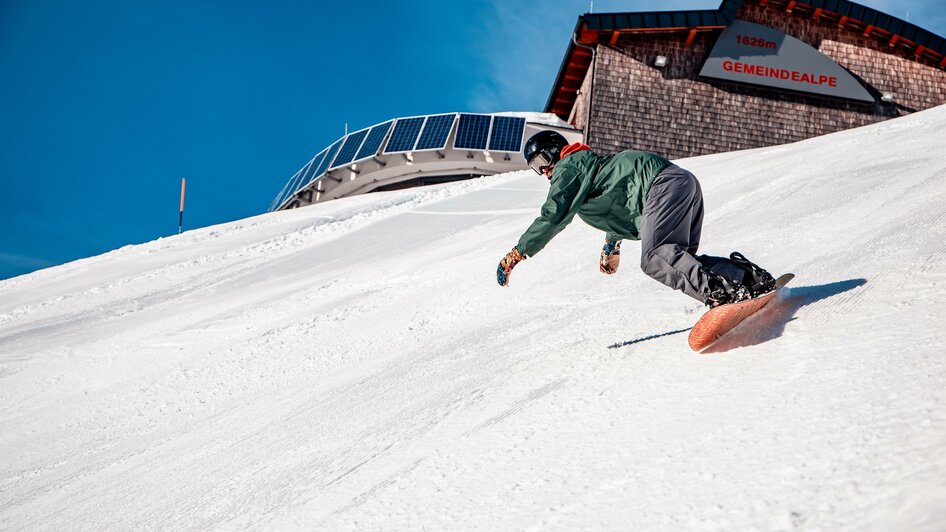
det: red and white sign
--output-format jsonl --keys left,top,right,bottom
{"left": 699, "top": 20, "right": 874, "bottom": 102}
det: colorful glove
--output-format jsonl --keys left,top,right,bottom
{"left": 496, "top": 247, "right": 526, "bottom": 286}
{"left": 599, "top": 240, "right": 621, "bottom": 274}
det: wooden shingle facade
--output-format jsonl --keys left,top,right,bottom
{"left": 549, "top": 0, "right": 946, "bottom": 158}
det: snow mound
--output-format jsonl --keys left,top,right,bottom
{"left": 1, "top": 106, "right": 945, "bottom": 530}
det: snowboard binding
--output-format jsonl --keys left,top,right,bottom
{"left": 703, "top": 252, "right": 776, "bottom": 308}
{"left": 705, "top": 273, "right": 750, "bottom": 308}
{"left": 729, "top": 252, "right": 776, "bottom": 297}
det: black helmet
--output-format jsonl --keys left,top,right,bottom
{"left": 523, "top": 130, "right": 568, "bottom": 175}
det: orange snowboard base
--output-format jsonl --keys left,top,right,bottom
{"left": 688, "top": 273, "right": 795, "bottom": 351}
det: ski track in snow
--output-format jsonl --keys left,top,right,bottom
{"left": 2, "top": 106, "right": 946, "bottom": 530}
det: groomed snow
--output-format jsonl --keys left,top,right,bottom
{"left": 1, "top": 105, "right": 945, "bottom": 530}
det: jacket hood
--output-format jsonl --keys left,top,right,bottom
{"left": 560, "top": 143, "right": 592, "bottom": 160}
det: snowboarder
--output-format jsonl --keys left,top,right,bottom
{"left": 496, "top": 130, "right": 775, "bottom": 307}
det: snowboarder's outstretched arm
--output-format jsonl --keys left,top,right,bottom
{"left": 495, "top": 168, "right": 583, "bottom": 286}
{"left": 516, "top": 168, "right": 583, "bottom": 257}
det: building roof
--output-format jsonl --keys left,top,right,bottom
{"left": 546, "top": 0, "right": 946, "bottom": 118}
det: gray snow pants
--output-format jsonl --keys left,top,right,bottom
{"left": 639, "top": 165, "right": 745, "bottom": 303}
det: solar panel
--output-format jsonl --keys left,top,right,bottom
{"left": 355, "top": 121, "right": 393, "bottom": 161}
{"left": 298, "top": 149, "right": 327, "bottom": 188}
{"left": 278, "top": 168, "right": 304, "bottom": 207}
{"left": 315, "top": 139, "right": 343, "bottom": 175}
{"left": 488, "top": 116, "right": 526, "bottom": 152}
{"left": 415, "top": 114, "right": 456, "bottom": 150}
{"left": 454, "top": 114, "right": 492, "bottom": 150}
{"left": 383, "top": 117, "right": 425, "bottom": 153}
{"left": 330, "top": 129, "right": 369, "bottom": 168}
{"left": 284, "top": 170, "right": 305, "bottom": 198}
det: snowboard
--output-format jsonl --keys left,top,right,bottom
{"left": 688, "top": 273, "right": 795, "bottom": 352}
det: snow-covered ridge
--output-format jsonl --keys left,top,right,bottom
{"left": 1, "top": 106, "right": 945, "bottom": 530}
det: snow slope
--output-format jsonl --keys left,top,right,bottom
{"left": 1, "top": 106, "right": 945, "bottom": 531}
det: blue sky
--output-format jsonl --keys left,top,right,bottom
{"left": 1, "top": 0, "right": 944, "bottom": 280}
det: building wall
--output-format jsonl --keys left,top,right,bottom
{"left": 584, "top": 1, "right": 946, "bottom": 158}
{"left": 568, "top": 65, "right": 594, "bottom": 137}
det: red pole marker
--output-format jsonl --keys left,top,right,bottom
{"left": 179, "top": 178, "right": 186, "bottom": 234}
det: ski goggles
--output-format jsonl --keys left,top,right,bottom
{"left": 528, "top": 151, "right": 554, "bottom": 177}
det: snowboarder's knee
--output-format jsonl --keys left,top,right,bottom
{"left": 640, "top": 249, "right": 662, "bottom": 279}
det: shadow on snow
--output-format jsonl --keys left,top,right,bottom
{"left": 607, "top": 328, "right": 692, "bottom": 349}
{"left": 607, "top": 278, "right": 868, "bottom": 352}
{"left": 703, "top": 278, "right": 868, "bottom": 353}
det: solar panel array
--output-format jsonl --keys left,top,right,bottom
{"left": 272, "top": 113, "right": 533, "bottom": 210}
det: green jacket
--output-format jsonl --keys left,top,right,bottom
{"left": 516, "top": 149, "right": 672, "bottom": 257}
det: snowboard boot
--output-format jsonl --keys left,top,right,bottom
{"left": 705, "top": 272, "right": 751, "bottom": 308}
{"left": 729, "top": 252, "right": 776, "bottom": 297}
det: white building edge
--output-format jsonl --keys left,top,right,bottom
{"left": 270, "top": 112, "right": 582, "bottom": 211}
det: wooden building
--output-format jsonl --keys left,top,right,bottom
{"left": 546, "top": 0, "right": 946, "bottom": 158}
